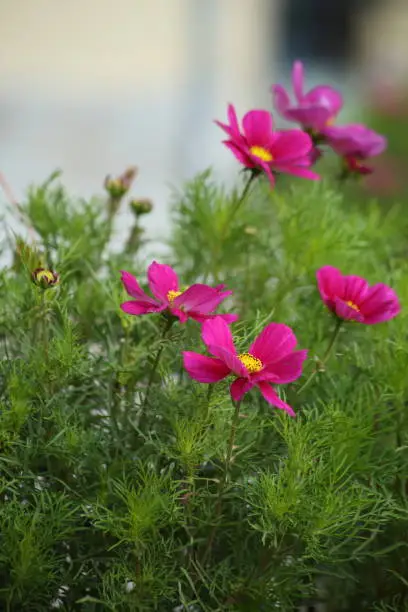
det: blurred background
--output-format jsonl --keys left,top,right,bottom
{"left": 1, "top": 0, "right": 408, "bottom": 243}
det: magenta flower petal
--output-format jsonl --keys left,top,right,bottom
{"left": 242, "top": 110, "right": 274, "bottom": 148}
{"left": 120, "top": 301, "right": 164, "bottom": 316}
{"left": 223, "top": 140, "right": 255, "bottom": 167}
{"left": 323, "top": 124, "right": 387, "bottom": 158}
{"left": 272, "top": 60, "right": 343, "bottom": 131}
{"left": 120, "top": 270, "right": 157, "bottom": 303}
{"left": 274, "top": 163, "right": 320, "bottom": 181}
{"left": 271, "top": 84, "right": 290, "bottom": 115}
{"left": 305, "top": 86, "right": 343, "bottom": 116}
{"left": 258, "top": 350, "right": 308, "bottom": 384}
{"left": 271, "top": 130, "right": 312, "bottom": 161}
{"left": 230, "top": 378, "right": 254, "bottom": 402}
{"left": 360, "top": 284, "right": 401, "bottom": 324}
{"left": 173, "top": 284, "right": 231, "bottom": 314}
{"left": 282, "top": 107, "right": 332, "bottom": 130}
{"left": 257, "top": 382, "right": 296, "bottom": 417}
{"left": 292, "top": 60, "right": 304, "bottom": 101}
{"left": 343, "top": 275, "right": 369, "bottom": 304}
{"left": 317, "top": 266, "right": 345, "bottom": 308}
{"left": 249, "top": 323, "right": 298, "bottom": 365}
{"left": 334, "top": 298, "right": 365, "bottom": 322}
{"left": 191, "top": 312, "right": 239, "bottom": 324}
{"left": 183, "top": 352, "right": 231, "bottom": 383}
{"left": 202, "top": 317, "right": 237, "bottom": 356}
{"left": 147, "top": 261, "right": 179, "bottom": 302}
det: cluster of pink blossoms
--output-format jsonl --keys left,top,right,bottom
{"left": 217, "top": 60, "right": 387, "bottom": 183}
{"left": 121, "top": 263, "right": 400, "bottom": 417}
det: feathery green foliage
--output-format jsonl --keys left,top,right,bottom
{"left": 1, "top": 168, "right": 407, "bottom": 611}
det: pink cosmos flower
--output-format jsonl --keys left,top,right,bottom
{"left": 317, "top": 266, "right": 400, "bottom": 324}
{"left": 120, "top": 262, "right": 238, "bottom": 324}
{"left": 322, "top": 124, "right": 387, "bottom": 175}
{"left": 272, "top": 60, "right": 343, "bottom": 132}
{"left": 215, "top": 104, "right": 319, "bottom": 186}
{"left": 183, "top": 317, "right": 308, "bottom": 416}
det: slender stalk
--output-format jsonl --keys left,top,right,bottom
{"left": 201, "top": 400, "right": 241, "bottom": 563}
{"left": 224, "top": 172, "right": 256, "bottom": 231}
{"left": 211, "top": 173, "right": 256, "bottom": 282}
{"left": 140, "top": 316, "right": 174, "bottom": 416}
{"left": 297, "top": 318, "right": 343, "bottom": 394}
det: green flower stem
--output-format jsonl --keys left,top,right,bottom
{"left": 224, "top": 172, "right": 256, "bottom": 231}
{"left": 140, "top": 316, "right": 174, "bottom": 419}
{"left": 202, "top": 399, "right": 241, "bottom": 563}
{"left": 297, "top": 318, "right": 343, "bottom": 394}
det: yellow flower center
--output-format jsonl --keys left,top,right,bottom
{"left": 238, "top": 352, "right": 263, "bottom": 374}
{"left": 167, "top": 290, "right": 183, "bottom": 305}
{"left": 249, "top": 146, "right": 273, "bottom": 162}
{"left": 346, "top": 300, "right": 360, "bottom": 312}
{"left": 325, "top": 116, "right": 336, "bottom": 126}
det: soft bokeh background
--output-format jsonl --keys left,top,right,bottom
{"left": 1, "top": 0, "right": 408, "bottom": 242}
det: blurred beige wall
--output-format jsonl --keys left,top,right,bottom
{"left": 358, "top": 0, "right": 408, "bottom": 83}
{"left": 0, "top": 0, "right": 279, "bottom": 106}
{"left": 0, "top": 0, "right": 281, "bottom": 245}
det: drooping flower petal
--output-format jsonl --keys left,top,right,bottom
{"left": 249, "top": 323, "right": 298, "bottom": 365}
{"left": 230, "top": 378, "right": 254, "bottom": 402}
{"left": 147, "top": 261, "right": 179, "bottom": 302}
{"left": 183, "top": 352, "right": 231, "bottom": 383}
{"left": 120, "top": 301, "right": 164, "bottom": 316}
{"left": 257, "top": 382, "right": 296, "bottom": 417}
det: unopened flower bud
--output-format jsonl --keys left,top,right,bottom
{"left": 104, "top": 166, "right": 138, "bottom": 200}
{"left": 129, "top": 198, "right": 153, "bottom": 216}
{"left": 32, "top": 268, "right": 59, "bottom": 289}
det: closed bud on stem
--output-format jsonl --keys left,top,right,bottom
{"left": 32, "top": 268, "right": 59, "bottom": 289}
{"left": 129, "top": 198, "right": 153, "bottom": 217}
{"left": 104, "top": 166, "right": 138, "bottom": 205}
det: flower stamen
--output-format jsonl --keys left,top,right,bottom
{"left": 167, "top": 290, "right": 183, "bottom": 305}
{"left": 346, "top": 300, "right": 360, "bottom": 312}
{"left": 238, "top": 352, "right": 263, "bottom": 374}
{"left": 249, "top": 146, "right": 273, "bottom": 162}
